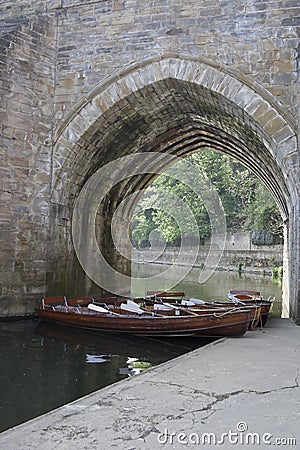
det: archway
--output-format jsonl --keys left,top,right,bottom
{"left": 50, "top": 56, "right": 299, "bottom": 320}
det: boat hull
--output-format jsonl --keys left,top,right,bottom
{"left": 188, "top": 305, "right": 261, "bottom": 330}
{"left": 35, "top": 307, "right": 251, "bottom": 338}
{"left": 191, "top": 301, "right": 271, "bottom": 327}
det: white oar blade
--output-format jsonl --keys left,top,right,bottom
{"left": 181, "top": 300, "right": 195, "bottom": 306}
{"left": 127, "top": 300, "right": 141, "bottom": 309}
{"left": 154, "top": 303, "right": 173, "bottom": 311}
{"left": 121, "top": 302, "right": 143, "bottom": 314}
{"left": 164, "top": 302, "right": 178, "bottom": 309}
{"left": 189, "top": 298, "right": 206, "bottom": 305}
{"left": 88, "top": 303, "right": 110, "bottom": 314}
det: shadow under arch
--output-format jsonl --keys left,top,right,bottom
{"left": 50, "top": 55, "right": 299, "bottom": 321}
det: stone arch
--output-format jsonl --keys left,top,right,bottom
{"left": 52, "top": 55, "right": 297, "bottom": 208}
{"left": 50, "top": 55, "right": 299, "bottom": 319}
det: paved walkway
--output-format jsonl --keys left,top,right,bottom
{"left": 0, "top": 318, "right": 299, "bottom": 449}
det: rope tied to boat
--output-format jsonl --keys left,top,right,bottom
{"left": 213, "top": 308, "right": 237, "bottom": 318}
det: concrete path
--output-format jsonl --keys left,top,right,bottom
{"left": 0, "top": 318, "right": 299, "bottom": 449}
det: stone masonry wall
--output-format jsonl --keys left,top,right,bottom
{"left": 133, "top": 232, "right": 284, "bottom": 275}
{"left": 1, "top": 1, "right": 299, "bottom": 127}
{"left": 57, "top": 1, "right": 298, "bottom": 132}
{"left": 0, "top": 14, "right": 56, "bottom": 315}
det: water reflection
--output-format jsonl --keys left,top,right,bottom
{"left": 0, "top": 319, "right": 212, "bottom": 432}
{"left": 85, "top": 354, "right": 110, "bottom": 364}
{"left": 119, "top": 358, "right": 153, "bottom": 377}
{"left": 132, "top": 263, "right": 283, "bottom": 317}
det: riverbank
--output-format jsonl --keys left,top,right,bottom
{"left": 133, "top": 245, "right": 283, "bottom": 276}
{"left": 0, "top": 318, "right": 298, "bottom": 449}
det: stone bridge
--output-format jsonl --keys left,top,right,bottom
{"left": 0, "top": 0, "right": 299, "bottom": 321}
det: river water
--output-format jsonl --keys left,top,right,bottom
{"left": 132, "top": 263, "right": 283, "bottom": 318}
{"left": 0, "top": 266, "right": 282, "bottom": 433}
{"left": 0, "top": 318, "right": 212, "bottom": 433}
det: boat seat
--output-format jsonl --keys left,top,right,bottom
{"left": 145, "top": 291, "right": 186, "bottom": 304}
{"left": 67, "top": 297, "right": 94, "bottom": 307}
{"left": 146, "top": 291, "right": 185, "bottom": 297}
{"left": 41, "top": 296, "right": 67, "bottom": 310}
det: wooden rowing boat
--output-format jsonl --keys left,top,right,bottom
{"left": 144, "top": 291, "right": 262, "bottom": 330}
{"left": 227, "top": 289, "right": 274, "bottom": 326}
{"left": 145, "top": 290, "right": 273, "bottom": 327}
{"left": 228, "top": 289, "right": 261, "bottom": 302}
{"left": 35, "top": 297, "right": 252, "bottom": 338}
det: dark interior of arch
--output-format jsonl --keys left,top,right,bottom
{"left": 61, "top": 78, "right": 290, "bottom": 222}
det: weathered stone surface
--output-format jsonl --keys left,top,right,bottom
{"left": 0, "top": 0, "right": 299, "bottom": 319}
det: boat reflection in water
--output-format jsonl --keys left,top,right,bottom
{"left": 84, "top": 352, "right": 152, "bottom": 376}
{"left": 35, "top": 321, "right": 214, "bottom": 377}
{"left": 0, "top": 319, "right": 214, "bottom": 434}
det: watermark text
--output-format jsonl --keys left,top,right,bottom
{"left": 157, "top": 422, "right": 297, "bottom": 446}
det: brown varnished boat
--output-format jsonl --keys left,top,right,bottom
{"left": 228, "top": 290, "right": 274, "bottom": 326}
{"left": 145, "top": 290, "right": 271, "bottom": 328}
{"left": 71, "top": 295, "right": 261, "bottom": 330}
{"left": 35, "top": 297, "right": 252, "bottom": 338}
{"left": 69, "top": 295, "right": 260, "bottom": 330}
{"left": 144, "top": 291, "right": 262, "bottom": 330}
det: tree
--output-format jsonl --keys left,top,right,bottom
{"left": 246, "top": 184, "right": 283, "bottom": 241}
{"left": 131, "top": 149, "right": 282, "bottom": 248}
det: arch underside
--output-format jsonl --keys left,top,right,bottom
{"left": 55, "top": 78, "right": 292, "bottom": 220}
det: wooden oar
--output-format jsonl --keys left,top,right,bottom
{"left": 161, "top": 302, "right": 199, "bottom": 316}
{"left": 121, "top": 301, "right": 144, "bottom": 315}
{"left": 121, "top": 300, "right": 164, "bottom": 317}
{"left": 88, "top": 303, "right": 120, "bottom": 316}
{"left": 144, "top": 297, "right": 198, "bottom": 316}
{"left": 188, "top": 298, "right": 206, "bottom": 305}
{"left": 185, "top": 299, "right": 228, "bottom": 310}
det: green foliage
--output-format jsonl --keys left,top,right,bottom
{"left": 131, "top": 150, "right": 283, "bottom": 248}
{"left": 272, "top": 266, "right": 283, "bottom": 278}
{"left": 246, "top": 184, "right": 283, "bottom": 240}
{"left": 131, "top": 208, "right": 157, "bottom": 248}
